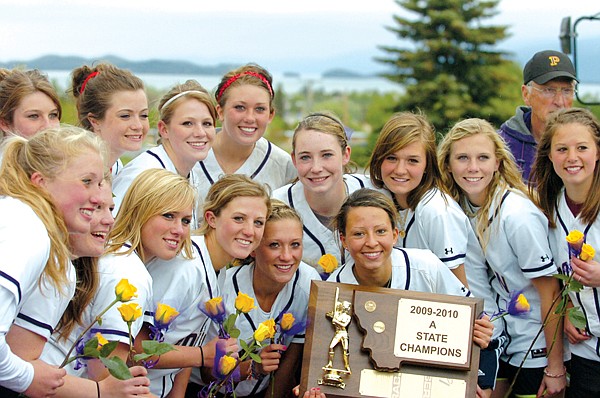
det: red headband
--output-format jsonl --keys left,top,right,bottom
{"left": 80, "top": 71, "right": 100, "bottom": 94}
{"left": 216, "top": 71, "right": 273, "bottom": 102}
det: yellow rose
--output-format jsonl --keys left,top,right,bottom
{"left": 155, "top": 303, "right": 179, "bottom": 326}
{"left": 218, "top": 355, "right": 237, "bottom": 376}
{"left": 515, "top": 294, "right": 530, "bottom": 313}
{"left": 235, "top": 292, "right": 255, "bottom": 313}
{"left": 281, "top": 313, "right": 295, "bottom": 331}
{"left": 318, "top": 254, "right": 338, "bottom": 274}
{"left": 95, "top": 332, "right": 108, "bottom": 349}
{"left": 115, "top": 279, "right": 137, "bottom": 302}
{"left": 205, "top": 297, "right": 225, "bottom": 317}
{"left": 566, "top": 230, "right": 585, "bottom": 246}
{"left": 580, "top": 243, "right": 596, "bottom": 262}
{"left": 254, "top": 319, "right": 276, "bottom": 341}
{"left": 118, "top": 303, "right": 142, "bottom": 323}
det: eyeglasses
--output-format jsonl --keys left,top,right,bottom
{"left": 528, "top": 84, "right": 577, "bottom": 99}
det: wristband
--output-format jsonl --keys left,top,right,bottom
{"left": 199, "top": 345, "right": 204, "bottom": 367}
{"left": 543, "top": 366, "right": 567, "bottom": 378}
{"left": 96, "top": 380, "right": 101, "bottom": 398}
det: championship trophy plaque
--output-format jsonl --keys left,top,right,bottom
{"left": 300, "top": 281, "right": 483, "bottom": 398}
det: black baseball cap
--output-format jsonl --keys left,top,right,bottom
{"left": 523, "top": 50, "right": 577, "bottom": 85}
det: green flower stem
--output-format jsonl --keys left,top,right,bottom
{"left": 59, "top": 297, "right": 120, "bottom": 368}
{"left": 127, "top": 321, "right": 135, "bottom": 365}
{"left": 503, "top": 275, "right": 571, "bottom": 398}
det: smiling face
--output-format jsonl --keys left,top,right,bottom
{"left": 523, "top": 80, "right": 575, "bottom": 136}
{"left": 159, "top": 98, "right": 216, "bottom": 174}
{"left": 89, "top": 89, "right": 149, "bottom": 163}
{"left": 380, "top": 140, "right": 427, "bottom": 208}
{"left": 292, "top": 128, "right": 350, "bottom": 195}
{"left": 549, "top": 122, "right": 599, "bottom": 199}
{"left": 217, "top": 85, "right": 274, "bottom": 147}
{"left": 141, "top": 208, "right": 193, "bottom": 263}
{"left": 253, "top": 218, "right": 303, "bottom": 286}
{"left": 205, "top": 196, "right": 268, "bottom": 259}
{"left": 340, "top": 206, "right": 398, "bottom": 277}
{"left": 3, "top": 91, "right": 60, "bottom": 138}
{"left": 70, "top": 181, "right": 115, "bottom": 258}
{"left": 35, "top": 152, "right": 105, "bottom": 234}
{"left": 447, "top": 134, "right": 499, "bottom": 206}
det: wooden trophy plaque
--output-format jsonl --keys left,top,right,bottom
{"left": 300, "top": 281, "right": 483, "bottom": 398}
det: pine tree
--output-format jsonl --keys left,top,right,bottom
{"left": 378, "top": 0, "right": 520, "bottom": 133}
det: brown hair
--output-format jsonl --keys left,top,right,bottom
{"left": 215, "top": 63, "right": 274, "bottom": 111}
{"left": 71, "top": 63, "right": 145, "bottom": 130}
{"left": 368, "top": 111, "right": 443, "bottom": 210}
{"left": 334, "top": 188, "right": 399, "bottom": 237}
{"left": 0, "top": 68, "right": 62, "bottom": 134}
{"left": 531, "top": 108, "right": 600, "bottom": 227}
{"left": 292, "top": 112, "right": 356, "bottom": 174}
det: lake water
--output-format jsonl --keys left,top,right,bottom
{"left": 45, "top": 70, "right": 404, "bottom": 94}
{"left": 45, "top": 69, "right": 600, "bottom": 99}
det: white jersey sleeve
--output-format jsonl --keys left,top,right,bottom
{"left": 112, "top": 146, "right": 176, "bottom": 215}
{"left": 0, "top": 197, "right": 51, "bottom": 391}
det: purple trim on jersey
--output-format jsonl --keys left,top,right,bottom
{"left": 440, "top": 253, "right": 466, "bottom": 263}
{"left": 16, "top": 313, "right": 53, "bottom": 334}
{"left": 396, "top": 248, "right": 412, "bottom": 291}
{"left": 286, "top": 183, "right": 327, "bottom": 257}
{"left": 198, "top": 161, "right": 214, "bottom": 184}
{"left": 146, "top": 149, "right": 167, "bottom": 169}
{"left": 0, "top": 270, "right": 21, "bottom": 303}
{"left": 522, "top": 262, "right": 555, "bottom": 273}
{"left": 192, "top": 240, "right": 213, "bottom": 298}
{"left": 91, "top": 327, "right": 129, "bottom": 339}
{"left": 250, "top": 140, "right": 271, "bottom": 179}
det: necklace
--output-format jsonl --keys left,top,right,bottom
{"left": 398, "top": 208, "right": 410, "bottom": 238}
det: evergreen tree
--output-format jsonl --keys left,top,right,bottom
{"left": 378, "top": 0, "right": 521, "bottom": 133}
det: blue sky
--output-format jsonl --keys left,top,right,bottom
{"left": 0, "top": 0, "right": 598, "bottom": 74}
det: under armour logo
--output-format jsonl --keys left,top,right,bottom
{"left": 444, "top": 248, "right": 453, "bottom": 255}
{"left": 461, "top": 286, "right": 467, "bottom": 293}
{"left": 541, "top": 254, "right": 549, "bottom": 262}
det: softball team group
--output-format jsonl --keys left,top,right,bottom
{"left": 0, "top": 62, "right": 598, "bottom": 398}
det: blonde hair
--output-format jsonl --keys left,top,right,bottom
{"left": 268, "top": 199, "right": 303, "bottom": 225}
{"left": 438, "top": 118, "right": 526, "bottom": 250}
{"left": 106, "top": 169, "right": 196, "bottom": 263}
{"left": 292, "top": 112, "right": 356, "bottom": 174}
{"left": 368, "top": 112, "right": 443, "bottom": 210}
{"left": 198, "top": 174, "right": 272, "bottom": 236}
{"left": 158, "top": 80, "right": 217, "bottom": 125}
{"left": 0, "top": 126, "right": 108, "bottom": 291}
{"left": 531, "top": 108, "right": 600, "bottom": 228}
{"left": 0, "top": 68, "right": 62, "bottom": 136}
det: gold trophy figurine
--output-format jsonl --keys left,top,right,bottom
{"left": 319, "top": 287, "right": 352, "bottom": 389}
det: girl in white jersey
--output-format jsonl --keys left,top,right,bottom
{"left": 71, "top": 63, "right": 150, "bottom": 177}
{"left": 368, "top": 112, "right": 469, "bottom": 287}
{"left": 0, "top": 127, "right": 151, "bottom": 397}
{"left": 530, "top": 108, "right": 600, "bottom": 398}
{"left": 222, "top": 200, "right": 321, "bottom": 397}
{"left": 185, "top": 174, "right": 272, "bottom": 398}
{"left": 272, "top": 113, "right": 369, "bottom": 273}
{"left": 0, "top": 68, "right": 61, "bottom": 138}
{"left": 113, "top": 80, "right": 217, "bottom": 226}
{"left": 195, "top": 63, "right": 296, "bottom": 200}
{"left": 438, "top": 118, "right": 566, "bottom": 398}
{"left": 327, "top": 189, "right": 492, "bottom": 346}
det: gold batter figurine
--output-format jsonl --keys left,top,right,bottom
{"left": 319, "top": 287, "right": 352, "bottom": 389}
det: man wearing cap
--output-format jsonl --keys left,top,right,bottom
{"left": 498, "top": 50, "right": 577, "bottom": 182}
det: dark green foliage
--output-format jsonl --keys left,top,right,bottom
{"left": 378, "top": 0, "right": 522, "bottom": 133}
